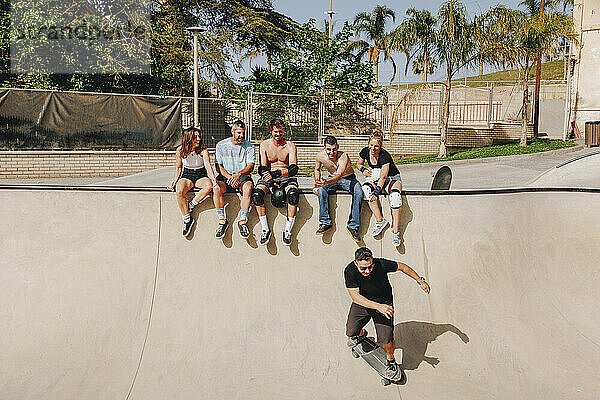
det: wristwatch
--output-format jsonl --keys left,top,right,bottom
{"left": 418, "top": 277, "right": 426, "bottom": 285}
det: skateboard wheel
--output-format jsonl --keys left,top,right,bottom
{"left": 351, "top": 349, "right": 359, "bottom": 358}
{"left": 382, "top": 378, "right": 391, "bottom": 386}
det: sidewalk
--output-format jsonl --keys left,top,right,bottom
{"left": 95, "top": 145, "right": 600, "bottom": 190}
{"left": 1, "top": 146, "right": 598, "bottom": 190}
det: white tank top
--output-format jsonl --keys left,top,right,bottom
{"left": 182, "top": 151, "right": 205, "bottom": 169}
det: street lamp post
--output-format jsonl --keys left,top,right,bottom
{"left": 186, "top": 26, "right": 206, "bottom": 128}
{"left": 325, "top": 0, "right": 335, "bottom": 42}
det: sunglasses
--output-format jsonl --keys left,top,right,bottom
{"left": 358, "top": 264, "right": 374, "bottom": 271}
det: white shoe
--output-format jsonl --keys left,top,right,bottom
{"left": 392, "top": 231, "right": 401, "bottom": 247}
{"left": 372, "top": 218, "right": 389, "bottom": 237}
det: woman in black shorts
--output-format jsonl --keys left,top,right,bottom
{"left": 168, "top": 127, "right": 221, "bottom": 237}
{"left": 357, "top": 130, "right": 404, "bottom": 247}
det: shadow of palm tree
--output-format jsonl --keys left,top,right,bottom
{"left": 394, "top": 321, "right": 469, "bottom": 370}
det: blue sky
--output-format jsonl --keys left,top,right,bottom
{"left": 261, "top": 0, "right": 523, "bottom": 83}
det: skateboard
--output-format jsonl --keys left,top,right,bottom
{"left": 349, "top": 335, "right": 406, "bottom": 386}
{"left": 431, "top": 165, "right": 452, "bottom": 190}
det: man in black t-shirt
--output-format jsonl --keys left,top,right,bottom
{"left": 344, "top": 247, "right": 430, "bottom": 378}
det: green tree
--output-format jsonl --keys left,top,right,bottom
{"left": 434, "top": 0, "right": 475, "bottom": 157}
{"left": 480, "top": 5, "right": 574, "bottom": 145}
{"left": 0, "top": 0, "right": 293, "bottom": 96}
{"left": 395, "top": 9, "right": 436, "bottom": 82}
{"left": 350, "top": 5, "right": 397, "bottom": 83}
{"left": 234, "top": 7, "right": 295, "bottom": 72}
{"left": 238, "top": 21, "right": 374, "bottom": 95}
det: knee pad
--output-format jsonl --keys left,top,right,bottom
{"left": 287, "top": 186, "right": 300, "bottom": 206}
{"left": 271, "top": 187, "right": 287, "bottom": 208}
{"left": 252, "top": 188, "right": 265, "bottom": 206}
{"left": 389, "top": 188, "right": 402, "bottom": 209}
{"left": 362, "top": 182, "right": 374, "bottom": 200}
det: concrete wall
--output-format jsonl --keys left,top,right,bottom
{"left": 571, "top": 0, "right": 600, "bottom": 131}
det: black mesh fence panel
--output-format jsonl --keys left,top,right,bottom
{"left": 0, "top": 89, "right": 181, "bottom": 149}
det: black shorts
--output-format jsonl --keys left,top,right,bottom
{"left": 216, "top": 174, "right": 254, "bottom": 193}
{"left": 180, "top": 167, "right": 207, "bottom": 183}
{"left": 256, "top": 176, "right": 298, "bottom": 191}
{"left": 346, "top": 302, "right": 394, "bottom": 345}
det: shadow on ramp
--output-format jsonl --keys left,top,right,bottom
{"left": 395, "top": 321, "right": 469, "bottom": 370}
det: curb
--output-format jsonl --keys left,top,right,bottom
{"left": 398, "top": 145, "right": 584, "bottom": 170}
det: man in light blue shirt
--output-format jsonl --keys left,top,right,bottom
{"left": 214, "top": 120, "right": 255, "bottom": 239}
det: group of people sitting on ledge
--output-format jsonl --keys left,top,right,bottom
{"left": 168, "top": 118, "right": 404, "bottom": 247}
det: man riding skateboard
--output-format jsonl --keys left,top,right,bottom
{"left": 345, "top": 247, "right": 431, "bottom": 378}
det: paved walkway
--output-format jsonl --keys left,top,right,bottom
{"left": 2, "top": 145, "right": 599, "bottom": 189}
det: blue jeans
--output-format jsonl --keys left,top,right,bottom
{"left": 317, "top": 175, "right": 363, "bottom": 230}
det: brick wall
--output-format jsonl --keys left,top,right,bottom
{"left": 447, "top": 122, "right": 534, "bottom": 148}
{"left": 0, "top": 151, "right": 173, "bottom": 179}
{"left": 0, "top": 123, "right": 534, "bottom": 179}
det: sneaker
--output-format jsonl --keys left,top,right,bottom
{"left": 183, "top": 217, "right": 195, "bottom": 237}
{"left": 371, "top": 218, "right": 389, "bottom": 237}
{"left": 238, "top": 221, "right": 250, "bottom": 238}
{"left": 215, "top": 220, "right": 228, "bottom": 239}
{"left": 392, "top": 231, "right": 401, "bottom": 247}
{"left": 316, "top": 223, "right": 333, "bottom": 235}
{"left": 385, "top": 360, "right": 400, "bottom": 378}
{"left": 282, "top": 230, "right": 292, "bottom": 246}
{"left": 346, "top": 226, "right": 361, "bottom": 243}
{"left": 259, "top": 229, "right": 271, "bottom": 246}
{"left": 347, "top": 329, "right": 368, "bottom": 347}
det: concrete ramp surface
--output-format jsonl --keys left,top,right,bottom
{"left": 1, "top": 189, "right": 599, "bottom": 399}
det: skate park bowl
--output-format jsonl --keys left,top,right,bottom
{"left": 1, "top": 183, "right": 599, "bottom": 400}
{"left": 528, "top": 150, "right": 600, "bottom": 188}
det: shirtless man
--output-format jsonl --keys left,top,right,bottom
{"left": 313, "top": 135, "right": 363, "bottom": 243}
{"left": 252, "top": 118, "right": 300, "bottom": 246}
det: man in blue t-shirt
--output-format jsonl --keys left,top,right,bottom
{"left": 214, "top": 120, "right": 255, "bottom": 239}
{"left": 344, "top": 247, "right": 430, "bottom": 378}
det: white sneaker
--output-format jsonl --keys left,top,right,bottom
{"left": 372, "top": 218, "right": 389, "bottom": 237}
{"left": 392, "top": 231, "right": 401, "bottom": 247}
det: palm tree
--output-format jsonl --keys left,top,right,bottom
{"left": 471, "top": 14, "right": 494, "bottom": 76}
{"left": 480, "top": 5, "right": 574, "bottom": 145}
{"left": 434, "top": 0, "right": 475, "bottom": 157}
{"left": 394, "top": 9, "right": 436, "bottom": 82}
{"left": 412, "top": 53, "right": 436, "bottom": 80}
{"left": 350, "top": 5, "right": 397, "bottom": 83}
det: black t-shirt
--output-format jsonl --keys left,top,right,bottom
{"left": 359, "top": 147, "right": 400, "bottom": 177}
{"left": 344, "top": 258, "right": 398, "bottom": 305}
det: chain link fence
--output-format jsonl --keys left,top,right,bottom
{"left": 0, "top": 83, "right": 563, "bottom": 150}
{"left": 324, "top": 90, "right": 386, "bottom": 136}
{"left": 248, "top": 92, "right": 321, "bottom": 142}
{"left": 181, "top": 97, "right": 247, "bottom": 148}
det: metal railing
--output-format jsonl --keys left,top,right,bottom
{"left": 1, "top": 83, "right": 555, "bottom": 150}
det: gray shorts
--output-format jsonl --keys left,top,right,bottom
{"left": 346, "top": 302, "right": 394, "bottom": 345}
{"left": 387, "top": 173, "right": 402, "bottom": 185}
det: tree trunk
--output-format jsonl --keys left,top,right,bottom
{"left": 374, "top": 61, "right": 379, "bottom": 85}
{"left": 424, "top": 44, "right": 429, "bottom": 83}
{"left": 521, "top": 80, "right": 529, "bottom": 146}
{"left": 439, "top": 77, "right": 451, "bottom": 157}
